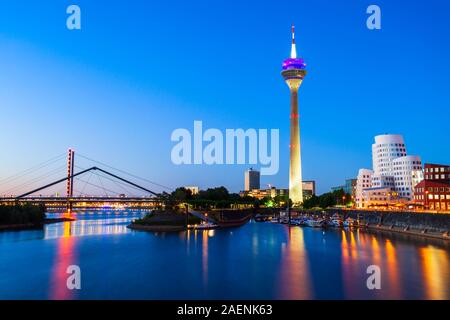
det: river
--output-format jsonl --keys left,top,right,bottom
{"left": 0, "top": 211, "right": 449, "bottom": 300}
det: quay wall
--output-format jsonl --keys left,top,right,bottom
{"left": 329, "top": 209, "right": 450, "bottom": 234}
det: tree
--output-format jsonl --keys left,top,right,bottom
{"left": 171, "top": 187, "right": 193, "bottom": 202}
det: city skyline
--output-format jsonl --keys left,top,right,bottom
{"left": 1, "top": 1, "right": 450, "bottom": 195}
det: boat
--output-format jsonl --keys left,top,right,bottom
{"left": 216, "top": 210, "right": 252, "bottom": 228}
{"left": 331, "top": 213, "right": 343, "bottom": 220}
{"left": 254, "top": 214, "right": 271, "bottom": 222}
{"left": 306, "top": 219, "right": 325, "bottom": 228}
{"left": 330, "top": 219, "right": 344, "bottom": 228}
{"left": 188, "top": 222, "right": 219, "bottom": 230}
{"left": 280, "top": 217, "right": 290, "bottom": 224}
{"left": 343, "top": 218, "right": 358, "bottom": 228}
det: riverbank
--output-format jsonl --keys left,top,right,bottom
{"left": 330, "top": 209, "right": 450, "bottom": 241}
{"left": 366, "top": 224, "right": 450, "bottom": 241}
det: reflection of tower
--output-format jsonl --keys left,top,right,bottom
{"left": 66, "top": 149, "right": 75, "bottom": 213}
{"left": 281, "top": 25, "right": 307, "bottom": 205}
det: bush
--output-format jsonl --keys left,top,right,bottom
{"left": 0, "top": 204, "right": 46, "bottom": 226}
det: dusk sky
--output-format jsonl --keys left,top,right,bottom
{"left": 1, "top": 0, "right": 449, "bottom": 195}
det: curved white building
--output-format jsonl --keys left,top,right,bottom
{"left": 355, "top": 134, "right": 423, "bottom": 207}
{"left": 393, "top": 155, "right": 422, "bottom": 198}
{"left": 372, "top": 134, "right": 407, "bottom": 176}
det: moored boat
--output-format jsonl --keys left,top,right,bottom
{"left": 330, "top": 219, "right": 344, "bottom": 228}
{"left": 343, "top": 218, "right": 358, "bottom": 228}
{"left": 188, "top": 222, "right": 219, "bottom": 230}
{"left": 306, "top": 219, "right": 325, "bottom": 228}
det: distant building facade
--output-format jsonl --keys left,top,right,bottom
{"left": 240, "top": 187, "right": 287, "bottom": 200}
{"left": 184, "top": 186, "right": 199, "bottom": 195}
{"left": 331, "top": 179, "right": 356, "bottom": 195}
{"left": 360, "top": 187, "right": 400, "bottom": 207}
{"left": 244, "top": 168, "right": 260, "bottom": 191}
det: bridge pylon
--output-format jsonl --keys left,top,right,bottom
{"left": 66, "top": 149, "right": 75, "bottom": 216}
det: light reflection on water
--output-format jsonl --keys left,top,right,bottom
{"left": 0, "top": 213, "right": 449, "bottom": 300}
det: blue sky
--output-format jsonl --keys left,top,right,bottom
{"left": 0, "top": 0, "right": 449, "bottom": 195}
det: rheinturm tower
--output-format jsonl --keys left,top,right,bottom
{"left": 281, "top": 25, "right": 307, "bottom": 205}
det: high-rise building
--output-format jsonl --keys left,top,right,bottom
{"left": 281, "top": 25, "right": 307, "bottom": 205}
{"left": 302, "top": 180, "right": 316, "bottom": 200}
{"left": 244, "top": 168, "right": 260, "bottom": 191}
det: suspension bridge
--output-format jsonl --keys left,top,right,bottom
{"left": 0, "top": 149, "right": 170, "bottom": 212}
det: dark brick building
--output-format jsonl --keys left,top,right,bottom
{"left": 414, "top": 163, "right": 450, "bottom": 211}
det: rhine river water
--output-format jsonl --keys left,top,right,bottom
{"left": 0, "top": 211, "right": 449, "bottom": 300}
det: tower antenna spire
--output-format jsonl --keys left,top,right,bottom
{"left": 291, "top": 24, "right": 297, "bottom": 59}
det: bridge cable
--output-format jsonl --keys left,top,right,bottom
{"left": 95, "top": 173, "right": 109, "bottom": 197}
{"left": 79, "top": 171, "right": 93, "bottom": 196}
{"left": 75, "top": 165, "right": 149, "bottom": 197}
{"left": 0, "top": 153, "right": 66, "bottom": 186}
{"left": 75, "top": 177, "right": 121, "bottom": 196}
{"left": 1, "top": 164, "right": 67, "bottom": 196}
{"left": 93, "top": 170, "right": 146, "bottom": 197}
{"left": 77, "top": 153, "right": 173, "bottom": 191}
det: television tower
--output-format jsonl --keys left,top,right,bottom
{"left": 281, "top": 25, "right": 307, "bottom": 205}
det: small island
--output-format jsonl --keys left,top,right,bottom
{"left": 128, "top": 209, "right": 202, "bottom": 232}
{"left": 127, "top": 187, "right": 254, "bottom": 232}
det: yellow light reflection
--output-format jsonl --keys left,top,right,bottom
{"left": 384, "top": 239, "right": 401, "bottom": 299}
{"left": 420, "top": 246, "right": 450, "bottom": 300}
{"left": 277, "top": 227, "right": 312, "bottom": 299}
{"left": 202, "top": 231, "right": 209, "bottom": 286}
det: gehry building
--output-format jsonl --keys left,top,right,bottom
{"left": 355, "top": 134, "right": 423, "bottom": 208}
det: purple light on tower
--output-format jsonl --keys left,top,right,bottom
{"left": 282, "top": 58, "right": 306, "bottom": 71}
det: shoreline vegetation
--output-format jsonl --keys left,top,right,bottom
{"left": 0, "top": 204, "right": 46, "bottom": 231}
{"left": 0, "top": 204, "right": 74, "bottom": 232}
